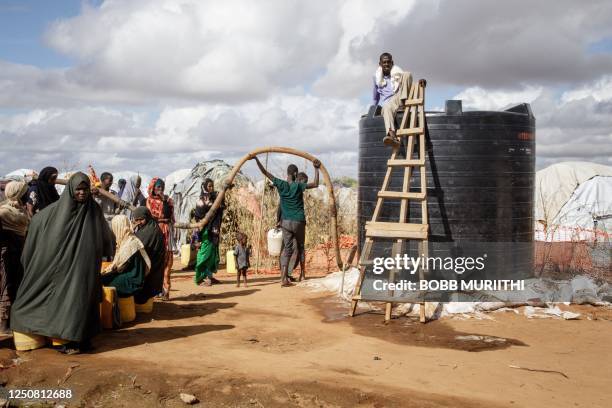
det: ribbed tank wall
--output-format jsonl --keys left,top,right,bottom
{"left": 358, "top": 100, "right": 535, "bottom": 276}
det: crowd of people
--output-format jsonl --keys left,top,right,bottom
{"left": 0, "top": 156, "right": 320, "bottom": 354}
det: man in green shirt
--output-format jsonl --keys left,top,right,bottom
{"left": 253, "top": 157, "right": 320, "bottom": 286}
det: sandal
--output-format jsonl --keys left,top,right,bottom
{"left": 53, "top": 342, "right": 81, "bottom": 355}
{"left": 383, "top": 135, "right": 400, "bottom": 148}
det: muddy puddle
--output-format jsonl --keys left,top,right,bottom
{"left": 306, "top": 296, "right": 527, "bottom": 352}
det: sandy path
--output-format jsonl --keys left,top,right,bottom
{"left": 2, "top": 266, "right": 611, "bottom": 407}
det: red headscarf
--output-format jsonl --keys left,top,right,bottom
{"left": 146, "top": 177, "right": 174, "bottom": 251}
{"left": 146, "top": 178, "right": 174, "bottom": 221}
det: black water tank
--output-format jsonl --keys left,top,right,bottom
{"left": 358, "top": 100, "right": 535, "bottom": 277}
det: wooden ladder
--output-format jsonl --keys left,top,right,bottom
{"left": 350, "top": 79, "right": 429, "bottom": 323}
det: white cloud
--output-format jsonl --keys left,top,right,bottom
{"left": 450, "top": 81, "right": 612, "bottom": 169}
{"left": 532, "top": 88, "right": 612, "bottom": 168}
{"left": 561, "top": 75, "right": 612, "bottom": 103}
{"left": 1, "top": 0, "right": 612, "bottom": 179}
{"left": 312, "top": 0, "right": 415, "bottom": 98}
{"left": 42, "top": 0, "right": 343, "bottom": 103}
{"left": 344, "top": 0, "right": 612, "bottom": 89}
{"left": 454, "top": 85, "right": 543, "bottom": 110}
{"left": 0, "top": 93, "right": 364, "bottom": 178}
{"left": 4, "top": 0, "right": 610, "bottom": 108}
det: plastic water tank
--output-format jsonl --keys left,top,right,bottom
{"left": 358, "top": 100, "right": 535, "bottom": 277}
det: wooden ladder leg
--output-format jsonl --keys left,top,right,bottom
{"left": 383, "top": 240, "right": 403, "bottom": 323}
{"left": 350, "top": 239, "right": 373, "bottom": 317}
{"left": 350, "top": 266, "right": 365, "bottom": 317}
{"left": 385, "top": 103, "right": 417, "bottom": 323}
{"left": 418, "top": 240, "right": 426, "bottom": 323}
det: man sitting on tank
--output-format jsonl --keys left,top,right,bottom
{"left": 372, "top": 52, "right": 424, "bottom": 148}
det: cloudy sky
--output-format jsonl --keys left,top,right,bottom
{"left": 1, "top": 0, "right": 611, "bottom": 180}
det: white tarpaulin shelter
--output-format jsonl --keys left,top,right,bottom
{"left": 164, "top": 168, "right": 191, "bottom": 194}
{"left": 535, "top": 162, "right": 612, "bottom": 241}
{"left": 170, "top": 160, "right": 253, "bottom": 243}
{"left": 3, "top": 169, "right": 36, "bottom": 180}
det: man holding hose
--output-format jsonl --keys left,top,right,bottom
{"left": 252, "top": 156, "right": 320, "bottom": 287}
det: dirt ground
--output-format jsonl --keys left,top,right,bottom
{"left": 1, "top": 260, "right": 611, "bottom": 408}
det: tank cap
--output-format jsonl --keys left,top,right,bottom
{"left": 445, "top": 100, "right": 462, "bottom": 115}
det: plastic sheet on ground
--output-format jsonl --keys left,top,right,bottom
{"left": 300, "top": 268, "right": 611, "bottom": 320}
{"left": 299, "top": 268, "right": 361, "bottom": 301}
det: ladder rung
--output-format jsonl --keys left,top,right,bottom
{"left": 378, "top": 191, "right": 426, "bottom": 200}
{"left": 396, "top": 127, "right": 424, "bottom": 136}
{"left": 387, "top": 159, "right": 425, "bottom": 167}
{"left": 404, "top": 98, "right": 423, "bottom": 106}
{"left": 365, "top": 222, "right": 429, "bottom": 239}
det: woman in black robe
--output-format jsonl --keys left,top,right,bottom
{"left": 26, "top": 166, "right": 60, "bottom": 216}
{"left": 131, "top": 207, "right": 166, "bottom": 305}
{"left": 11, "top": 172, "right": 113, "bottom": 354}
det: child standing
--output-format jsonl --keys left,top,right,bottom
{"left": 234, "top": 232, "right": 251, "bottom": 287}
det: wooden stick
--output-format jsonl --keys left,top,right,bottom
{"left": 508, "top": 365, "right": 569, "bottom": 379}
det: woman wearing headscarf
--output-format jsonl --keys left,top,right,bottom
{"left": 26, "top": 166, "right": 60, "bottom": 216}
{"left": 120, "top": 175, "right": 146, "bottom": 217}
{"left": 146, "top": 178, "right": 175, "bottom": 300}
{"left": 101, "top": 215, "right": 151, "bottom": 297}
{"left": 193, "top": 178, "right": 224, "bottom": 286}
{"left": 131, "top": 207, "right": 166, "bottom": 305}
{"left": 10, "top": 173, "right": 113, "bottom": 354}
{"left": 117, "top": 178, "right": 127, "bottom": 199}
{"left": 0, "top": 181, "right": 30, "bottom": 334}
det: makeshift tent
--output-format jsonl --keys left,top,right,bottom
{"left": 169, "top": 160, "right": 253, "bottom": 245}
{"left": 535, "top": 162, "right": 612, "bottom": 242}
{"left": 164, "top": 168, "right": 191, "bottom": 194}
